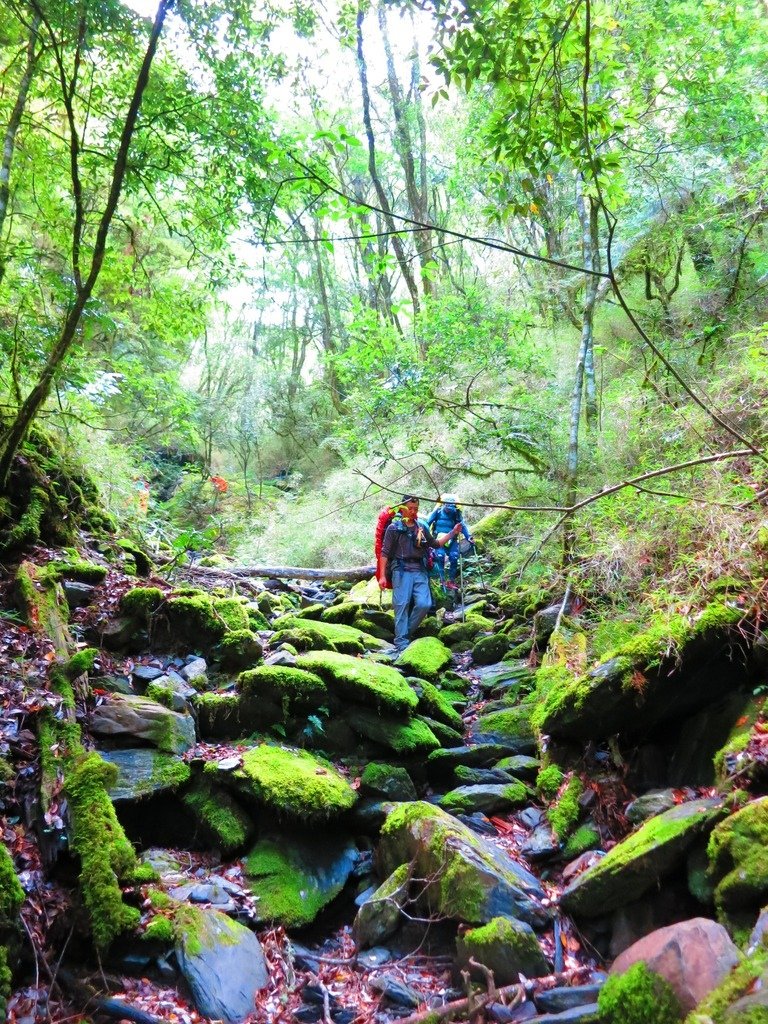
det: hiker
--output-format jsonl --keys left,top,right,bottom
{"left": 377, "top": 495, "right": 462, "bottom": 653}
{"left": 427, "top": 494, "right": 474, "bottom": 590}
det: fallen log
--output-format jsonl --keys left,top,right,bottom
{"left": 185, "top": 564, "right": 377, "bottom": 582}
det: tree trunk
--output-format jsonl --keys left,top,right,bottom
{"left": 355, "top": 5, "right": 421, "bottom": 322}
{"left": 0, "top": 13, "right": 41, "bottom": 288}
{"left": 0, "top": 0, "right": 173, "bottom": 492}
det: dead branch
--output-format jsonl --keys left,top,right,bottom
{"left": 393, "top": 979, "right": 524, "bottom": 1024}
{"left": 57, "top": 969, "right": 164, "bottom": 1024}
{"left": 183, "top": 564, "right": 376, "bottom": 583}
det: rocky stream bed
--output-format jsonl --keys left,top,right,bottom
{"left": 1, "top": 551, "right": 768, "bottom": 1024}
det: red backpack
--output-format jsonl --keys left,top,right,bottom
{"left": 374, "top": 506, "right": 396, "bottom": 589}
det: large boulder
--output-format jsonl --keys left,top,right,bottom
{"left": 296, "top": 651, "right": 418, "bottom": 715}
{"left": 225, "top": 743, "right": 357, "bottom": 822}
{"left": 537, "top": 603, "right": 750, "bottom": 741}
{"left": 272, "top": 615, "right": 386, "bottom": 652}
{"left": 100, "top": 748, "right": 191, "bottom": 801}
{"left": 609, "top": 917, "right": 740, "bottom": 1013}
{"left": 437, "top": 783, "right": 528, "bottom": 816}
{"left": 708, "top": 797, "right": 768, "bottom": 925}
{"left": 346, "top": 707, "right": 440, "bottom": 755}
{"left": 456, "top": 916, "right": 550, "bottom": 984}
{"left": 395, "top": 637, "right": 452, "bottom": 680}
{"left": 175, "top": 908, "right": 268, "bottom": 1024}
{"left": 561, "top": 798, "right": 724, "bottom": 917}
{"left": 246, "top": 829, "right": 358, "bottom": 927}
{"left": 90, "top": 693, "right": 196, "bottom": 753}
{"left": 377, "top": 802, "right": 550, "bottom": 929}
{"left": 468, "top": 700, "right": 537, "bottom": 753}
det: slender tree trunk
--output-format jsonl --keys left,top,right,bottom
{"left": 0, "top": 14, "right": 41, "bottom": 288}
{"left": 0, "top": 0, "right": 173, "bottom": 492}
{"left": 355, "top": 5, "right": 421, "bottom": 323}
{"left": 563, "top": 188, "right": 601, "bottom": 557}
{"left": 300, "top": 221, "right": 346, "bottom": 413}
{"left": 377, "top": 4, "right": 436, "bottom": 299}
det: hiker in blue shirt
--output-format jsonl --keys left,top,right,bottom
{"left": 427, "top": 494, "right": 473, "bottom": 591}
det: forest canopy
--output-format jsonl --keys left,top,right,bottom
{"left": 0, "top": 0, "right": 767, "bottom": 610}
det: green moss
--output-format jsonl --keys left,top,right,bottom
{"left": 395, "top": 637, "right": 452, "bottom": 680}
{"left": 238, "top": 666, "right": 327, "bottom": 718}
{"left": 548, "top": 774, "right": 584, "bottom": 841}
{"left": 217, "top": 629, "right": 262, "bottom": 670}
{"left": 321, "top": 603, "right": 360, "bottom": 625}
{"left": 472, "top": 633, "right": 513, "bottom": 665}
{"left": 148, "top": 887, "right": 173, "bottom": 910}
{"left": 213, "top": 597, "right": 250, "bottom": 632}
{"left": 149, "top": 755, "right": 191, "bottom": 790}
{"left": 65, "top": 753, "right": 141, "bottom": 950}
{"left": 456, "top": 916, "right": 550, "bottom": 982}
{"left": 146, "top": 680, "right": 174, "bottom": 708}
{"left": 563, "top": 823, "right": 601, "bottom": 860}
{"left": 234, "top": 744, "right": 356, "bottom": 821}
{"left": 347, "top": 707, "right": 441, "bottom": 755}
{"left": 46, "top": 558, "right": 108, "bottom": 584}
{"left": 296, "top": 650, "right": 418, "bottom": 715}
{"left": 117, "top": 539, "right": 154, "bottom": 577}
{"left": 246, "top": 607, "right": 270, "bottom": 631}
{"left": 273, "top": 615, "right": 385, "bottom": 652}
{"left": 537, "top": 764, "right": 564, "bottom": 801}
{"left": 598, "top": 961, "right": 683, "bottom": 1024}
{"left": 439, "top": 618, "right": 493, "bottom": 646}
{"left": 64, "top": 647, "right": 98, "bottom": 679}
{"left": 0, "top": 844, "right": 24, "bottom": 928}
{"left": 5, "top": 485, "right": 47, "bottom": 549}
{"left": 182, "top": 782, "right": 252, "bottom": 853}
{"left": 416, "top": 682, "right": 464, "bottom": 732}
{"left": 439, "top": 781, "right": 527, "bottom": 815}
{"left": 120, "top": 587, "right": 164, "bottom": 618}
{"left": 472, "top": 703, "right": 535, "bottom": 745}
{"left": 708, "top": 798, "right": 768, "bottom": 924}
{"left": 245, "top": 839, "right": 339, "bottom": 927}
{"left": 131, "top": 862, "right": 160, "bottom": 884}
{"left": 143, "top": 915, "right": 174, "bottom": 943}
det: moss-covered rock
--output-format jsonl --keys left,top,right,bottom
{"left": 354, "top": 862, "right": 412, "bottom": 948}
{"left": 456, "top": 916, "right": 551, "bottom": 983}
{"left": 346, "top": 707, "right": 440, "bottom": 755}
{"left": 472, "top": 633, "right": 513, "bottom": 666}
{"left": 437, "top": 782, "right": 528, "bottom": 816}
{"left": 66, "top": 753, "right": 142, "bottom": 950}
{"left": 439, "top": 617, "right": 494, "bottom": 646}
{"left": 548, "top": 774, "right": 585, "bottom": 841}
{"left": 120, "top": 586, "right": 164, "bottom": 618}
{"left": 116, "top": 538, "right": 154, "bottom": 577}
{"left": 217, "top": 629, "right": 263, "bottom": 671}
{"left": 239, "top": 666, "right": 327, "bottom": 720}
{"left": 708, "top": 798, "right": 768, "bottom": 933}
{"left": 537, "top": 764, "right": 565, "bottom": 800}
{"left": 469, "top": 700, "right": 536, "bottom": 753}
{"left": 272, "top": 615, "right": 386, "bottom": 651}
{"left": 245, "top": 832, "right": 358, "bottom": 928}
{"left": 378, "top": 801, "right": 550, "bottom": 929}
{"left": 14, "top": 560, "right": 71, "bottom": 652}
{"left": 561, "top": 798, "right": 724, "bottom": 918}
{"left": 536, "top": 602, "right": 749, "bottom": 742}
{"left": 563, "top": 823, "right": 601, "bottom": 860}
{"left": 686, "top": 948, "right": 768, "bottom": 1023}
{"left": 296, "top": 651, "right": 418, "bottom": 715}
{"left": 0, "top": 844, "right": 23, "bottom": 930}
{"left": 194, "top": 692, "right": 244, "bottom": 739}
{"left": 360, "top": 763, "right": 417, "bottom": 801}
{"left": 182, "top": 781, "right": 254, "bottom": 853}
{"left": 46, "top": 557, "right": 108, "bottom": 584}
{"left": 395, "top": 636, "right": 452, "bottom": 680}
{"left": 415, "top": 681, "right": 464, "bottom": 732}
{"left": 229, "top": 744, "right": 357, "bottom": 822}
{"left": 320, "top": 603, "right": 359, "bottom": 625}
{"left": 598, "top": 961, "right": 682, "bottom": 1024}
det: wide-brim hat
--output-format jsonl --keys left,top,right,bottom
{"left": 441, "top": 493, "right": 458, "bottom": 504}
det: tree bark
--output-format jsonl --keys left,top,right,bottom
{"left": 0, "top": 13, "right": 41, "bottom": 288}
{"left": 0, "top": 0, "right": 174, "bottom": 492}
{"left": 188, "top": 564, "right": 376, "bottom": 582}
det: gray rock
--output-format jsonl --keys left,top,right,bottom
{"left": 63, "top": 580, "right": 96, "bottom": 608}
{"left": 132, "top": 664, "right": 166, "bottom": 686}
{"left": 357, "top": 947, "right": 391, "bottom": 968}
{"left": 175, "top": 909, "right": 268, "bottom": 1024}
{"left": 355, "top": 863, "right": 411, "bottom": 948}
{"left": 453, "top": 766, "right": 519, "bottom": 786}
{"left": 437, "top": 783, "right": 527, "bottom": 816}
{"left": 90, "top": 693, "right": 196, "bottom": 753}
{"left": 474, "top": 662, "right": 536, "bottom": 692}
{"left": 360, "top": 765, "right": 417, "bottom": 802}
{"left": 494, "top": 754, "right": 540, "bottom": 781}
{"left": 456, "top": 915, "right": 551, "bottom": 983}
{"left": 488, "top": 1000, "right": 537, "bottom": 1022}
{"left": 625, "top": 789, "right": 678, "bottom": 824}
{"left": 518, "top": 807, "right": 546, "bottom": 830}
{"left": 139, "top": 848, "right": 185, "bottom": 876}
{"left": 427, "top": 744, "right": 529, "bottom": 781}
{"left": 561, "top": 798, "right": 723, "bottom": 917}
{"left": 100, "top": 748, "right": 189, "bottom": 801}
{"left": 265, "top": 650, "right": 297, "bottom": 667}
{"left": 747, "top": 905, "right": 768, "bottom": 954}
{"left": 534, "top": 986, "right": 603, "bottom": 1013}
{"left": 96, "top": 674, "right": 134, "bottom": 695}
{"left": 368, "top": 973, "right": 420, "bottom": 1008}
{"left": 378, "top": 801, "right": 551, "bottom": 929}
{"left": 534, "top": 1005, "right": 600, "bottom": 1023}
{"left": 182, "top": 657, "right": 208, "bottom": 682}
{"left": 521, "top": 821, "right": 560, "bottom": 862}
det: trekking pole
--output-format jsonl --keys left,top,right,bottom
{"left": 459, "top": 549, "right": 466, "bottom": 621}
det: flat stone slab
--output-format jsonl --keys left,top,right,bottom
{"left": 100, "top": 748, "right": 190, "bottom": 802}
{"left": 90, "top": 693, "right": 196, "bottom": 753}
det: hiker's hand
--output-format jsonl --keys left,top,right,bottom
{"left": 377, "top": 575, "right": 388, "bottom": 589}
{"left": 452, "top": 523, "right": 462, "bottom": 535}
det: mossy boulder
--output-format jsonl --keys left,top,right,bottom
{"left": 90, "top": 693, "right": 196, "bottom": 754}
{"left": 245, "top": 831, "right": 358, "bottom": 927}
{"left": 116, "top": 538, "right": 154, "bottom": 577}
{"left": 228, "top": 744, "right": 357, "bottom": 822}
{"left": 182, "top": 780, "right": 254, "bottom": 854}
{"left": 456, "top": 916, "right": 550, "bottom": 984}
{"left": 360, "top": 763, "right": 417, "bottom": 802}
{"left": 217, "top": 630, "right": 263, "bottom": 671}
{"left": 238, "top": 666, "right": 327, "bottom": 720}
{"left": 354, "top": 862, "right": 412, "bottom": 948}
{"left": 395, "top": 636, "right": 452, "bottom": 680}
{"left": 439, "top": 617, "right": 494, "bottom": 647}
{"left": 414, "top": 681, "right": 464, "bottom": 732}
{"left": 437, "top": 782, "right": 528, "bottom": 816}
{"left": 272, "top": 615, "right": 386, "bottom": 652}
{"left": 378, "top": 801, "right": 550, "bottom": 929}
{"left": 469, "top": 700, "right": 536, "bottom": 753}
{"left": 561, "top": 798, "right": 724, "bottom": 918}
{"left": 100, "top": 748, "right": 191, "bottom": 802}
{"left": 536, "top": 602, "right": 749, "bottom": 742}
{"left": 708, "top": 797, "right": 768, "bottom": 930}
{"left": 119, "top": 586, "right": 165, "bottom": 618}
{"left": 346, "top": 707, "right": 440, "bottom": 755}
{"left": 472, "top": 633, "right": 513, "bottom": 666}
{"left": 194, "top": 693, "right": 245, "bottom": 740}
{"left": 46, "top": 557, "right": 107, "bottom": 584}
{"left": 320, "top": 603, "right": 359, "bottom": 625}
{"left": 296, "top": 650, "right": 418, "bottom": 715}
{"left": 548, "top": 774, "right": 585, "bottom": 841}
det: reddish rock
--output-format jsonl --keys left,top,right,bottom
{"left": 610, "top": 917, "right": 740, "bottom": 1012}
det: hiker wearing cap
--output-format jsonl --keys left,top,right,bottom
{"left": 378, "top": 495, "right": 462, "bottom": 653}
{"left": 428, "top": 494, "right": 474, "bottom": 590}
